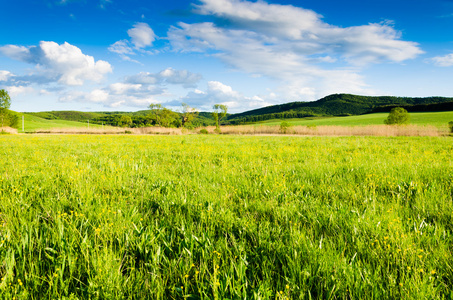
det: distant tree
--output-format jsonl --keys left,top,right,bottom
{"left": 160, "top": 108, "right": 181, "bottom": 127}
{"left": 384, "top": 107, "right": 410, "bottom": 125}
{"left": 118, "top": 115, "right": 133, "bottom": 127}
{"left": 0, "top": 89, "right": 11, "bottom": 127}
{"left": 279, "top": 121, "right": 292, "bottom": 134}
{"left": 181, "top": 103, "right": 199, "bottom": 129}
{"left": 148, "top": 103, "right": 180, "bottom": 127}
{"left": 212, "top": 104, "right": 228, "bottom": 133}
{"left": 449, "top": 121, "right": 453, "bottom": 133}
{"left": 149, "top": 103, "right": 163, "bottom": 126}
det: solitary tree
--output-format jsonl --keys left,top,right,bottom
{"left": 384, "top": 107, "right": 410, "bottom": 125}
{"left": 148, "top": 103, "right": 180, "bottom": 127}
{"left": 212, "top": 104, "right": 228, "bottom": 133}
{"left": 0, "top": 89, "right": 11, "bottom": 127}
{"left": 149, "top": 103, "right": 164, "bottom": 126}
{"left": 181, "top": 103, "right": 199, "bottom": 128}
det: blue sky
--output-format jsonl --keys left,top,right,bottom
{"left": 1, "top": 0, "right": 452, "bottom": 113}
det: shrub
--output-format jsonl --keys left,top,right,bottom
{"left": 448, "top": 121, "right": 453, "bottom": 133}
{"left": 384, "top": 107, "right": 410, "bottom": 125}
{"left": 279, "top": 121, "right": 292, "bottom": 134}
{"left": 199, "top": 128, "right": 209, "bottom": 134}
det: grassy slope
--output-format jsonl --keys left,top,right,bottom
{"left": 22, "top": 114, "right": 104, "bottom": 132}
{"left": 256, "top": 111, "right": 453, "bottom": 127}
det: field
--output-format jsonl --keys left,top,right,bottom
{"left": 20, "top": 114, "right": 105, "bottom": 133}
{"left": 0, "top": 135, "right": 452, "bottom": 299}
{"left": 257, "top": 111, "right": 453, "bottom": 127}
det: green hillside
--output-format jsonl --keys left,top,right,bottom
{"left": 227, "top": 94, "right": 453, "bottom": 124}
{"left": 257, "top": 111, "right": 453, "bottom": 127}
{"left": 21, "top": 114, "right": 104, "bottom": 132}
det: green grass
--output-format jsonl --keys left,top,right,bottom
{"left": 0, "top": 135, "right": 452, "bottom": 299}
{"left": 21, "top": 114, "right": 104, "bottom": 132}
{"left": 257, "top": 111, "right": 453, "bottom": 127}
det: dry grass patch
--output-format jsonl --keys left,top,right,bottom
{"left": 0, "top": 126, "right": 18, "bottom": 134}
{"left": 218, "top": 124, "right": 446, "bottom": 136}
{"left": 32, "top": 126, "right": 185, "bottom": 135}
{"left": 28, "top": 124, "right": 447, "bottom": 136}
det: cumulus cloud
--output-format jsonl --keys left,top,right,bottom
{"left": 6, "top": 85, "right": 37, "bottom": 97}
{"left": 168, "top": 0, "right": 423, "bottom": 100}
{"left": 0, "top": 71, "right": 14, "bottom": 81}
{"left": 193, "top": 0, "right": 422, "bottom": 64}
{"left": 158, "top": 68, "right": 202, "bottom": 87}
{"left": 128, "top": 23, "right": 156, "bottom": 49}
{"left": 430, "top": 53, "right": 453, "bottom": 67}
{"left": 0, "top": 41, "right": 112, "bottom": 86}
{"left": 59, "top": 68, "right": 202, "bottom": 108}
{"left": 180, "top": 81, "right": 273, "bottom": 112}
{"left": 125, "top": 68, "right": 202, "bottom": 88}
{"left": 109, "top": 23, "right": 157, "bottom": 61}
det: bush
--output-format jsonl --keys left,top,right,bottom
{"left": 448, "top": 121, "right": 453, "bottom": 133}
{"left": 199, "top": 128, "right": 209, "bottom": 134}
{"left": 279, "top": 121, "right": 292, "bottom": 134}
{"left": 0, "top": 109, "right": 19, "bottom": 129}
{"left": 384, "top": 107, "right": 410, "bottom": 125}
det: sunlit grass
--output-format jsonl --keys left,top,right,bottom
{"left": 258, "top": 111, "right": 453, "bottom": 127}
{"left": 20, "top": 114, "right": 105, "bottom": 132}
{"left": 0, "top": 135, "right": 452, "bottom": 299}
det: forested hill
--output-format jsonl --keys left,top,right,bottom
{"left": 227, "top": 94, "right": 453, "bottom": 123}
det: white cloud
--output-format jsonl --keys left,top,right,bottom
{"left": 126, "top": 68, "right": 202, "bottom": 88}
{"left": 109, "top": 23, "right": 157, "bottom": 61}
{"left": 6, "top": 85, "right": 36, "bottom": 97}
{"left": 168, "top": 0, "right": 422, "bottom": 101}
{"left": 158, "top": 68, "right": 202, "bottom": 88}
{"left": 0, "top": 41, "right": 112, "bottom": 86}
{"left": 0, "top": 45, "right": 32, "bottom": 62}
{"left": 430, "top": 53, "right": 453, "bottom": 67}
{"left": 193, "top": 0, "right": 422, "bottom": 64}
{"left": 128, "top": 23, "right": 156, "bottom": 49}
{"left": 180, "top": 81, "right": 273, "bottom": 112}
{"left": 58, "top": 68, "right": 202, "bottom": 108}
{"left": 0, "top": 71, "right": 14, "bottom": 81}
{"left": 108, "top": 40, "right": 134, "bottom": 55}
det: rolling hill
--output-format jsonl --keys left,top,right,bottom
{"left": 226, "top": 94, "right": 453, "bottom": 124}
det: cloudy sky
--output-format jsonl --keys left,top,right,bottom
{"left": 1, "top": 0, "right": 452, "bottom": 113}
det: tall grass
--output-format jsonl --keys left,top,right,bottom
{"left": 26, "top": 124, "right": 447, "bottom": 136}
{"left": 217, "top": 124, "right": 446, "bottom": 136}
{"left": 0, "top": 127, "right": 18, "bottom": 134}
{"left": 0, "top": 135, "right": 452, "bottom": 299}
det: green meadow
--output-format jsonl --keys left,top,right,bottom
{"left": 257, "top": 111, "right": 453, "bottom": 127}
{"left": 20, "top": 114, "right": 104, "bottom": 133}
{"left": 0, "top": 135, "right": 452, "bottom": 299}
